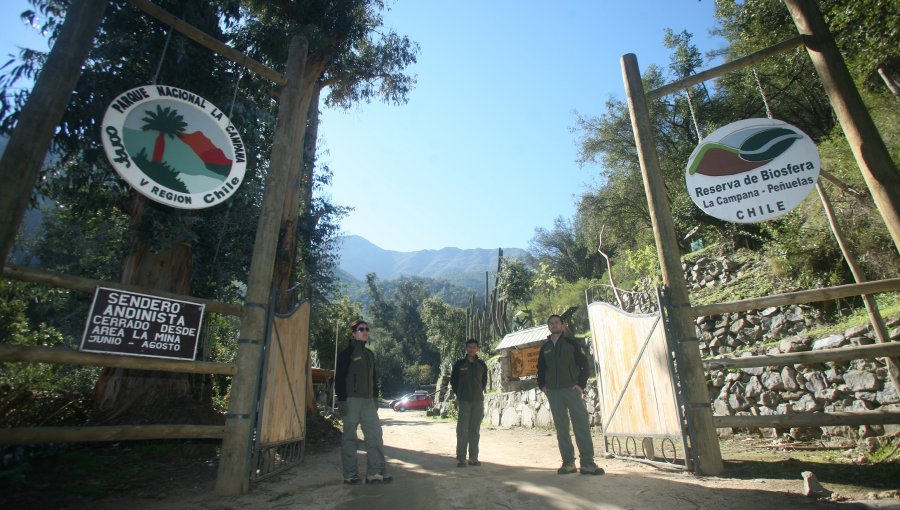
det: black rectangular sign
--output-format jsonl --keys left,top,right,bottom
{"left": 79, "top": 287, "right": 205, "bottom": 361}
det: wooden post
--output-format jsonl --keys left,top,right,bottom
{"left": 0, "top": 0, "right": 108, "bottom": 266}
{"left": 621, "top": 53, "right": 723, "bottom": 475}
{"left": 815, "top": 182, "right": 900, "bottom": 394}
{"left": 784, "top": 0, "right": 900, "bottom": 253}
{"left": 215, "top": 35, "right": 308, "bottom": 496}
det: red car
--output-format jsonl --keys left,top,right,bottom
{"left": 391, "top": 392, "right": 433, "bottom": 412}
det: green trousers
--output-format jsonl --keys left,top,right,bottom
{"left": 546, "top": 387, "right": 595, "bottom": 466}
{"left": 341, "top": 397, "right": 386, "bottom": 478}
{"left": 456, "top": 400, "right": 484, "bottom": 461}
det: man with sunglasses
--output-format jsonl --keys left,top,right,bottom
{"left": 335, "top": 319, "right": 391, "bottom": 484}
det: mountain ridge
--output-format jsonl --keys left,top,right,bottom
{"left": 337, "top": 235, "right": 527, "bottom": 282}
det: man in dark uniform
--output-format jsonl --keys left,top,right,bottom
{"left": 537, "top": 314, "right": 604, "bottom": 475}
{"left": 450, "top": 338, "right": 488, "bottom": 467}
{"left": 335, "top": 319, "right": 392, "bottom": 484}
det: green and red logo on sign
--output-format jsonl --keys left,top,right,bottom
{"left": 101, "top": 85, "right": 247, "bottom": 209}
{"left": 685, "top": 118, "right": 820, "bottom": 223}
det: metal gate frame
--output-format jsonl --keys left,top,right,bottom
{"left": 248, "top": 296, "right": 308, "bottom": 482}
{"left": 587, "top": 285, "right": 695, "bottom": 470}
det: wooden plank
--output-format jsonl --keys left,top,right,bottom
{"left": 703, "top": 342, "right": 900, "bottom": 370}
{"left": 0, "top": 425, "right": 224, "bottom": 444}
{"left": 259, "top": 303, "right": 309, "bottom": 445}
{"left": 692, "top": 278, "right": 900, "bottom": 317}
{"left": 647, "top": 36, "right": 804, "bottom": 100}
{"left": 590, "top": 302, "right": 682, "bottom": 437}
{"left": 2, "top": 264, "right": 242, "bottom": 317}
{"left": 0, "top": 345, "right": 237, "bottom": 375}
{"left": 714, "top": 410, "right": 900, "bottom": 429}
{"left": 125, "top": 0, "right": 286, "bottom": 86}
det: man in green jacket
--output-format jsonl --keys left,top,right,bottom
{"left": 450, "top": 338, "right": 488, "bottom": 467}
{"left": 537, "top": 314, "right": 604, "bottom": 475}
{"left": 335, "top": 319, "right": 391, "bottom": 485}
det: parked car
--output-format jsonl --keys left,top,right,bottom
{"left": 388, "top": 390, "right": 430, "bottom": 408}
{"left": 391, "top": 392, "right": 433, "bottom": 412}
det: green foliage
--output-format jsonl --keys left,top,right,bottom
{"left": 0, "top": 280, "right": 98, "bottom": 427}
{"left": 496, "top": 258, "right": 534, "bottom": 308}
{"left": 362, "top": 276, "right": 439, "bottom": 395}
{"left": 525, "top": 278, "right": 599, "bottom": 335}
{"left": 529, "top": 216, "right": 604, "bottom": 282}
{"left": 421, "top": 297, "right": 466, "bottom": 372}
{"left": 616, "top": 245, "right": 661, "bottom": 290}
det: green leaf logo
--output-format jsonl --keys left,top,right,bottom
{"left": 738, "top": 128, "right": 801, "bottom": 162}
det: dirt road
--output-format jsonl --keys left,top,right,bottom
{"left": 95, "top": 408, "right": 895, "bottom": 510}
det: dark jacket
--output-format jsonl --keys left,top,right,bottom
{"left": 536, "top": 334, "right": 589, "bottom": 390}
{"left": 450, "top": 355, "right": 488, "bottom": 402}
{"left": 335, "top": 340, "right": 379, "bottom": 401}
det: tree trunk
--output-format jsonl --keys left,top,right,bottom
{"left": 272, "top": 65, "right": 325, "bottom": 313}
{"left": 0, "top": 0, "right": 107, "bottom": 266}
{"left": 92, "top": 195, "right": 220, "bottom": 425}
{"left": 152, "top": 133, "right": 165, "bottom": 162}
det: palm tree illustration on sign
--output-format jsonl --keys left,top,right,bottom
{"left": 141, "top": 104, "right": 187, "bottom": 163}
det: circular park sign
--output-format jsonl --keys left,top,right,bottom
{"left": 101, "top": 85, "right": 247, "bottom": 209}
{"left": 684, "top": 118, "right": 820, "bottom": 223}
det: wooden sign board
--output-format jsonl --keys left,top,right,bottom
{"left": 510, "top": 346, "right": 541, "bottom": 378}
{"left": 79, "top": 287, "right": 205, "bottom": 360}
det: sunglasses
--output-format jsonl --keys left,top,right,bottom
{"left": 354, "top": 327, "right": 369, "bottom": 332}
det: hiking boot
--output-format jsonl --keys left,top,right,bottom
{"left": 557, "top": 463, "right": 577, "bottom": 474}
{"left": 343, "top": 474, "right": 362, "bottom": 485}
{"left": 365, "top": 473, "right": 393, "bottom": 484}
{"left": 457, "top": 460, "right": 467, "bottom": 467}
{"left": 467, "top": 459, "right": 481, "bottom": 466}
{"left": 580, "top": 463, "right": 605, "bottom": 475}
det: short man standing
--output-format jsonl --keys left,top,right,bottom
{"left": 537, "top": 314, "right": 604, "bottom": 475}
{"left": 450, "top": 338, "right": 488, "bottom": 467}
{"left": 335, "top": 319, "right": 392, "bottom": 484}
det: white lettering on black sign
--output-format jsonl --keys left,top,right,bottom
{"left": 79, "top": 287, "right": 205, "bottom": 360}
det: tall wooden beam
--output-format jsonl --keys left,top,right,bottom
{"left": 215, "top": 35, "right": 308, "bottom": 496}
{"left": 2, "top": 264, "right": 242, "bottom": 316}
{"left": 692, "top": 278, "right": 900, "bottom": 317}
{"left": 0, "top": 345, "right": 237, "bottom": 375}
{"left": 621, "top": 53, "right": 723, "bottom": 475}
{"left": 0, "top": 0, "right": 109, "bottom": 267}
{"left": 784, "top": 0, "right": 900, "bottom": 253}
{"left": 0, "top": 425, "right": 224, "bottom": 445}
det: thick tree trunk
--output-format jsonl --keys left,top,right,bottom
{"left": 92, "top": 196, "right": 220, "bottom": 425}
{"left": 272, "top": 60, "right": 325, "bottom": 312}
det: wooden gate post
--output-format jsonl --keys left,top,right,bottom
{"left": 0, "top": 0, "right": 109, "bottom": 266}
{"left": 621, "top": 53, "right": 723, "bottom": 475}
{"left": 784, "top": 0, "right": 900, "bottom": 253}
{"left": 215, "top": 35, "right": 308, "bottom": 496}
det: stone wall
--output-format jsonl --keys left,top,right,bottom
{"left": 483, "top": 381, "right": 602, "bottom": 429}
{"left": 481, "top": 255, "right": 900, "bottom": 441}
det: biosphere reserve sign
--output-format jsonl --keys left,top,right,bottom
{"left": 101, "top": 85, "right": 247, "bottom": 209}
{"left": 685, "top": 118, "right": 820, "bottom": 223}
{"left": 80, "top": 287, "right": 205, "bottom": 361}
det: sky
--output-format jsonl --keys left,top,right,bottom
{"left": 2, "top": 0, "right": 725, "bottom": 252}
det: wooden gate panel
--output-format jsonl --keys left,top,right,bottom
{"left": 259, "top": 302, "right": 309, "bottom": 445}
{"left": 588, "top": 301, "right": 681, "bottom": 437}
